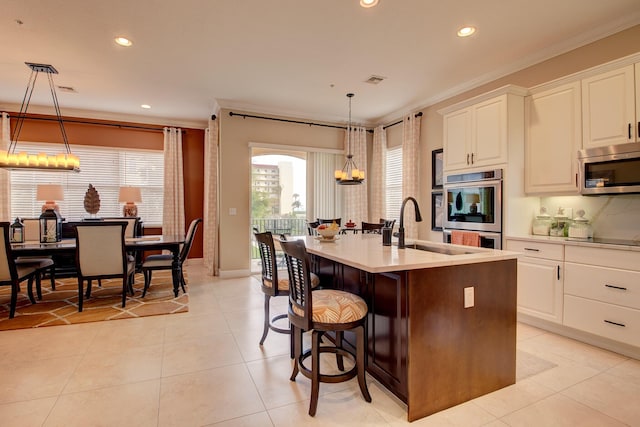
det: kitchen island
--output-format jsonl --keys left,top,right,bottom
{"left": 300, "top": 234, "right": 519, "bottom": 422}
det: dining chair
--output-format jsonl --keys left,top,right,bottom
{"left": 16, "top": 218, "right": 57, "bottom": 292}
{"left": 1, "top": 222, "right": 43, "bottom": 318}
{"left": 254, "top": 231, "right": 320, "bottom": 355}
{"left": 280, "top": 239, "right": 371, "bottom": 416}
{"left": 73, "top": 221, "right": 135, "bottom": 312}
{"left": 306, "top": 221, "right": 319, "bottom": 236}
{"left": 361, "top": 221, "right": 384, "bottom": 234}
{"left": 141, "top": 218, "right": 202, "bottom": 297}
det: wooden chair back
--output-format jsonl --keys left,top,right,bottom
{"left": 280, "top": 239, "right": 314, "bottom": 331}
{"left": 74, "top": 222, "right": 128, "bottom": 279}
{"left": 0, "top": 223, "right": 17, "bottom": 282}
{"left": 254, "top": 231, "right": 283, "bottom": 296}
{"left": 179, "top": 218, "right": 202, "bottom": 262}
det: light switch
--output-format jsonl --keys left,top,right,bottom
{"left": 464, "top": 287, "right": 474, "bottom": 308}
{"left": 229, "top": 207, "right": 237, "bottom": 215}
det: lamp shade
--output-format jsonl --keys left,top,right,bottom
{"left": 465, "top": 193, "right": 480, "bottom": 204}
{"left": 36, "top": 184, "right": 64, "bottom": 201}
{"left": 118, "top": 186, "right": 142, "bottom": 203}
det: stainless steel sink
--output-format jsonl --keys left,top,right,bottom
{"left": 400, "top": 243, "right": 475, "bottom": 255}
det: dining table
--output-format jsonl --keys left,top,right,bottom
{"left": 11, "top": 235, "right": 186, "bottom": 297}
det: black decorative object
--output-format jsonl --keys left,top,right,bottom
{"left": 432, "top": 148, "right": 443, "bottom": 189}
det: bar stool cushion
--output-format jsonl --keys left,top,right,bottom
{"left": 263, "top": 271, "right": 320, "bottom": 291}
{"left": 292, "top": 289, "right": 368, "bottom": 324}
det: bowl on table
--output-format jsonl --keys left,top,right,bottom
{"left": 316, "top": 225, "right": 339, "bottom": 240}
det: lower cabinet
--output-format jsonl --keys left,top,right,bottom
{"left": 506, "top": 239, "right": 564, "bottom": 324}
{"left": 564, "top": 246, "right": 640, "bottom": 348}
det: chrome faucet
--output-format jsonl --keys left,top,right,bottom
{"left": 398, "top": 196, "right": 423, "bottom": 249}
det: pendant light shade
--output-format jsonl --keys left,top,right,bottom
{"left": 335, "top": 93, "right": 365, "bottom": 185}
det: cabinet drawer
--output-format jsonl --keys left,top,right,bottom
{"left": 506, "top": 240, "right": 563, "bottom": 260}
{"left": 564, "top": 295, "right": 640, "bottom": 348}
{"left": 565, "top": 263, "right": 640, "bottom": 310}
{"left": 565, "top": 246, "right": 640, "bottom": 271}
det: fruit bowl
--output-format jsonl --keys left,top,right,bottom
{"left": 316, "top": 225, "right": 339, "bottom": 240}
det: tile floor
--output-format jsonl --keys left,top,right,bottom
{"left": 0, "top": 263, "right": 638, "bottom": 426}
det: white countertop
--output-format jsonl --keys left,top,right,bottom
{"left": 505, "top": 235, "right": 640, "bottom": 252}
{"left": 297, "top": 234, "right": 519, "bottom": 273}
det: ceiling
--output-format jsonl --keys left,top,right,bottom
{"left": 1, "top": 0, "right": 639, "bottom": 127}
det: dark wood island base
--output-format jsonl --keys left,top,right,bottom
{"left": 315, "top": 255, "right": 517, "bottom": 422}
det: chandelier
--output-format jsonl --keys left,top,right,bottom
{"left": 334, "top": 93, "right": 364, "bottom": 185}
{"left": 0, "top": 62, "right": 80, "bottom": 172}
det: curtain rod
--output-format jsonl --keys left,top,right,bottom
{"left": 6, "top": 114, "right": 214, "bottom": 133}
{"left": 229, "top": 110, "right": 423, "bottom": 133}
{"left": 229, "top": 111, "right": 351, "bottom": 131}
{"left": 383, "top": 112, "right": 423, "bottom": 130}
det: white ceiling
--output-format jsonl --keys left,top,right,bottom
{"left": 1, "top": 0, "right": 639, "bottom": 127}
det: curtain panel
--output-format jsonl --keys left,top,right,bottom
{"left": 402, "top": 114, "right": 421, "bottom": 239}
{"left": 162, "top": 127, "right": 185, "bottom": 237}
{"left": 341, "top": 126, "right": 368, "bottom": 226}
{"left": 0, "top": 113, "right": 11, "bottom": 221}
{"left": 203, "top": 118, "right": 219, "bottom": 276}
{"left": 370, "top": 125, "right": 387, "bottom": 223}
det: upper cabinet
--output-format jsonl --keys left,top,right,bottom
{"left": 525, "top": 81, "right": 581, "bottom": 194}
{"left": 440, "top": 86, "right": 527, "bottom": 172}
{"left": 581, "top": 64, "right": 638, "bottom": 148}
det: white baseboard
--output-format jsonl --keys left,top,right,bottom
{"left": 518, "top": 313, "right": 640, "bottom": 360}
{"left": 219, "top": 269, "right": 252, "bottom": 278}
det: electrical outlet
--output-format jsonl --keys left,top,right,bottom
{"left": 229, "top": 207, "right": 237, "bottom": 215}
{"left": 464, "top": 287, "right": 474, "bottom": 308}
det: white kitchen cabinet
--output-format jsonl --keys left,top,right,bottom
{"left": 441, "top": 86, "right": 527, "bottom": 172}
{"left": 581, "top": 64, "right": 638, "bottom": 148}
{"left": 564, "top": 245, "right": 640, "bottom": 348}
{"left": 525, "top": 81, "right": 581, "bottom": 194}
{"left": 506, "top": 239, "right": 564, "bottom": 324}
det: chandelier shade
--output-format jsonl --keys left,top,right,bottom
{"left": 0, "top": 62, "right": 80, "bottom": 172}
{"left": 335, "top": 93, "right": 364, "bottom": 185}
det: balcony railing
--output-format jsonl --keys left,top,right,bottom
{"left": 250, "top": 217, "right": 308, "bottom": 260}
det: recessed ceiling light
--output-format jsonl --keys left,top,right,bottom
{"left": 141, "top": 104, "right": 151, "bottom": 109}
{"left": 360, "top": 0, "right": 379, "bottom": 8}
{"left": 457, "top": 26, "right": 476, "bottom": 37}
{"left": 114, "top": 37, "right": 133, "bottom": 47}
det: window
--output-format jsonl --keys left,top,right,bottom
{"left": 10, "top": 142, "right": 164, "bottom": 225}
{"left": 385, "top": 146, "right": 403, "bottom": 222}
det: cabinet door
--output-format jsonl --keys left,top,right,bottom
{"left": 517, "top": 257, "right": 563, "bottom": 323}
{"left": 443, "top": 108, "right": 471, "bottom": 171}
{"left": 473, "top": 95, "right": 508, "bottom": 168}
{"left": 582, "top": 64, "right": 636, "bottom": 148}
{"left": 525, "top": 82, "right": 581, "bottom": 194}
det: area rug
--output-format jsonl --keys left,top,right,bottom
{"left": 0, "top": 270, "right": 188, "bottom": 330}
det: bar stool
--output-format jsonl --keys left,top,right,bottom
{"left": 254, "top": 232, "right": 319, "bottom": 355}
{"left": 280, "top": 239, "right": 371, "bottom": 416}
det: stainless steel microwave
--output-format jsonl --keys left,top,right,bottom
{"left": 578, "top": 143, "right": 640, "bottom": 195}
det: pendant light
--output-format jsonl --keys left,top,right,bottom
{"left": 0, "top": 62, "right": 80, "bottom": 172}
{"left": 334, "top": 93, "right": 364, "bottom": 185}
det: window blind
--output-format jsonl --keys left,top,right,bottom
{"left": 10, "top": 142, "right": 164, "bottom": 225}
{"left": 385, "top": 146, "right": 402, "bottom": 222}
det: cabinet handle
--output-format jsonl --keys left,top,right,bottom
{"left": 575, "top": 173, "right": 578, "bottom": 187}
{"left": 637, "top": 121, "right": 639, "bottom": 140}
{"left": 604, "top": 319, "right": 626, "bottom": 328}
{"left": 523, "top": 247, "right": 540, "bottom": 252}
{"left": 557, "top": 265, "right": 560, "bottom": 280}
{"left": 471, "top": 153, "right": 474, "bottom": 164}
{"left": 605, "top": 284, "right": 628, "bottom": 291}
{"left": 629, "top": 123, "right": 632, "bottom": 140}
{"left": 466, "top": 153, "right": 470, "bottom": 165}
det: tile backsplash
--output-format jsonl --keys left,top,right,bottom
{"left": 540, "top": 195, "right": 640, "bottom": 241}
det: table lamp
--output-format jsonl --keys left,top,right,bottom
{"left": 36, "top": 184, "right": 64, "bottom": 213}
{"left": 118, "top": 186, "right": 142, "bottom": 217}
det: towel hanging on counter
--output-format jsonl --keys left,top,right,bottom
{"left": 451, "top": 230, "right": 480, "bottom": 247}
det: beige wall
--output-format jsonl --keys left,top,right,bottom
{"left": 218, "top": 24, "right": 640, "bottom": 275}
